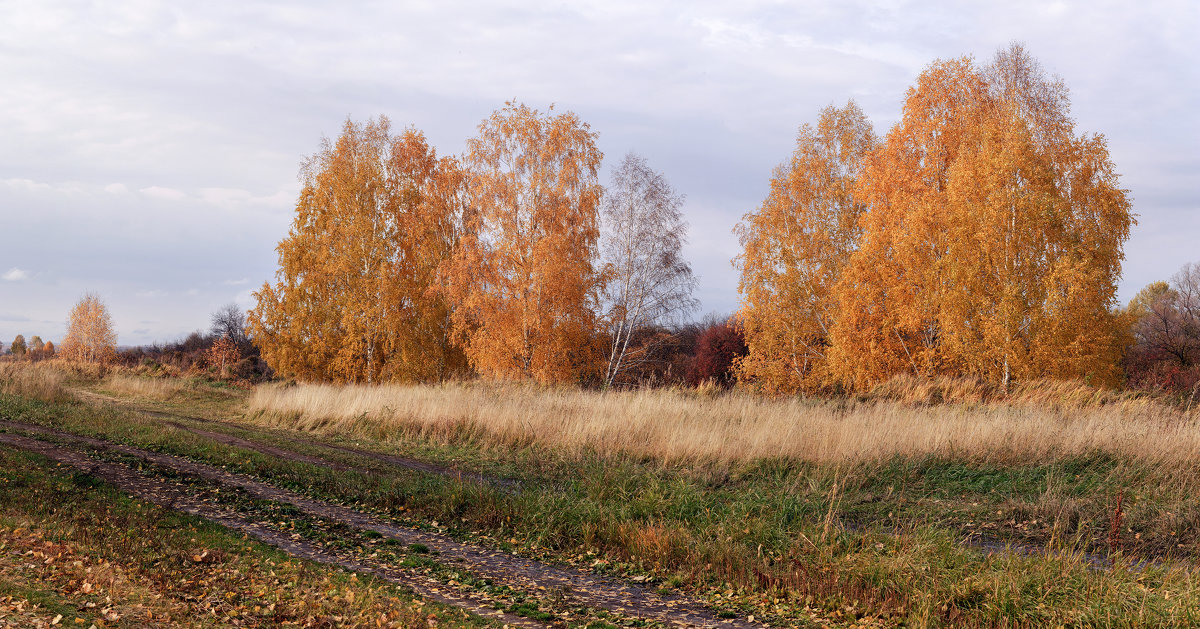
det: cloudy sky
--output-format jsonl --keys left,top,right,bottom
{"left": 1, "top": 1, "right": 1196, "bottom": 346}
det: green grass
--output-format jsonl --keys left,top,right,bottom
{"left": 5, "top": 387, "right": 1200, "bottom": 626}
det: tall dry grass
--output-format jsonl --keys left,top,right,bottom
{"left": 0, "top": 361, "right": 70, "bottom": 402}
{"left": 246, "top": 377, "right": 1200, "bottom": 467}
{"left": 100, "top": 374, "right": 189, "bottom": 401}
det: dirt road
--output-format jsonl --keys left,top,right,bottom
{"left": 0, "top": 417, "right": 765, "bottom": 628}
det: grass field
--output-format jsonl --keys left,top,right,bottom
{"left": 4, "top": 361, "right": 1200, "bottom": 626}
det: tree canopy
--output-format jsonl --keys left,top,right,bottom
{"left": 739, "top": 44, "right": 1133, "bottom": 392}
{"left": 62, "top": 293, "right": 117, "bottom": 363}
{"left": 444, "top": 102, "right": 605, "bottom": 384}
{"left": 249, "top": 117, "right": 468, "bottom": 384}
{"left": 736, "top": 101, "right": 876, "bottom": 393}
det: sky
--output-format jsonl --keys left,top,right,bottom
{"left": 1, "top": 0, "right": 1197, "bottom": 347}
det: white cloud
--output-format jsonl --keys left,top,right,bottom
{"left": 2, "top": 268, "right": 28, "bottom": 281}
{"left": 199, "top": 187, "right": 294, "bottom": 211}
{"left": 2, "top": 178, "right": 51, "bottom": 192}
{"left": 138, "top": 186, "right": 186, "bottom": 201}
{"left": 223, "top": 278, "right": 249, "bottom": 286}
{"left": 234, "top": 288, "right": 257, "bottom": 308}
{"left": 135, "top": 289, "right": 168, "bottom": 298}
{"left": 104, "top": 182, "right": 128, "bottom": 194}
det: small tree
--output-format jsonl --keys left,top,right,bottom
{"left": 206, "top": 335, "right": 241, "bottom": 379}
{"left": 10, "top": 335, "right": 26, "bottom": 360}
{"left": 209, "top": 303, "right": 248, "bottom": 346}
{"left": 63, "top": 293, "right": 117, "bottom": 363}
{"left": 43, "top": 341, "right": 55, "bottom": 358}
{"left": 1126, "top": 262, "right": 1200, "bottom": 391}
{"left": 28, "top": 336, "right": 44, "bottom": 360}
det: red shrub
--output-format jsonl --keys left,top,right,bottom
{"left": 687, "top": 320, "right": 747, "bottom": 387}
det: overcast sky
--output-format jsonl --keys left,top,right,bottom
{"left": 1, "top": 1, "right": 1196, "bottom": 347}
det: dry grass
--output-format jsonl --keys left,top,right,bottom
{"left": 246, "top": 377, "right": 1200, "bottom": 467}
{"left": 0, "top": 361, "right": 69, "bottom": 402}
{"left": 100, "top": 374, "right": 190, "bottom": 401}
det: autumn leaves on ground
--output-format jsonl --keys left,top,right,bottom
{"left": 4, "top": 43, "right": 1200, "bottom": 628}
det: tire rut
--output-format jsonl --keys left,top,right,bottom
{"left": 0, "top": 420, "right": 765, "bottom": 628}
{"left": 0, "top": 430, "right": 546, "bottom": 628}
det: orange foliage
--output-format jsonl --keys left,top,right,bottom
{"left": 827, "top": 46, "right": 1132, "bottom": 391}
{"left": 735, "top": 101, "right": 876, "bottom": 393}
{"left": 444, "top": 102, "right": 605, "bottom": 384}
{"left": 206, "top": 335, "right": 241, "bottom": 379}
{"left": 737, "top": 45, "right": 1133, "bottom": 394}
{"left": 249, "top": 117, "right": 468, "bottom": 384}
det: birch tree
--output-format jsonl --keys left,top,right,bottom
{"left": 827, "top": 46, "right": 1132, "bottom": 391}
{"left": 62, "top": 293, "right": 116, "bottom": 363}
{"left": 444, "top": 102, "right": 604, "bottom": 384}
{"left": 599, "top": 153, "right": 697, "bottom": 387}
{"left": 249, "top": 117, "right": 467, "bottom": 383}
{"left": 735, "top": 101, "right": 875, "bottom": 393}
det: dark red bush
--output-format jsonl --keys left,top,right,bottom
{"left": 687, "top": 320, "right": 747, "bottom": 387}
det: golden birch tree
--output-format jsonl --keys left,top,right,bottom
{"left": 248, "top": 117, "right": 468, "bottom": 383}
{"left": 444, "top": 102, "right": 604, "bottom": 384}
{"left": 827, "top": 46, "right": 1132, "bottom": 391}
{"left": 735, "top": 101, "right": 875, "bottom": 393}
{"left": 826, "top": 58, "right": 988, "bottom": 390}
{"left": 62, "top": 293, "right": 117, "bottom": 363}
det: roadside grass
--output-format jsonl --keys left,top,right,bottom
{"left": 0, "top": 362, "right": 70, "bottom": 403}
{"left": 0, "top": 443, "right": 493, "bottom": 628}
{"left": 5, "top": 383, "right": 1200, "bottom": 627}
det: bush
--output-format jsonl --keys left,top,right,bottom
{"left": 687, "top": 320, "right": 746, "bottom": 387}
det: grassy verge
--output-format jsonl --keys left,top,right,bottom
{"left": 0, "top": 443, "right": 493, "bottom": 628}
{"left": 7, "top": 368, "right": 1200, "bottom": 626}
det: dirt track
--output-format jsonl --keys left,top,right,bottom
{"left": 75, "top": 388, "right": 516, "bottom": 488}
{"left": 0, "top": 418, "right": 765, "bottom": 628}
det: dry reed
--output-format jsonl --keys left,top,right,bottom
{"left": 0, "top": 361, "right": 69, "bottom": 402}
{"left": 246, "top": 378, "right": 1200, "bottom": 467}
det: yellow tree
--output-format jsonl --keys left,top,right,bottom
{"left": 62, "top": 293, "right": 117, "bottom": 363}
{"left": 10, "top": 335, "right": 26, "bottom": 360}
{"left": 828, "top": 58, "right": 988, "bottom": 390}
{"left": 249, "top": 117, "right": 468, "bottom": 383}
{"left": 828, "top": 46, "right": 1133, "bottom": 390}
{"left": 735, "top": 101, "right": 875, "bottom": 393}
{"left": 444, "top": 102, "right": 604, "bottom": 384}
